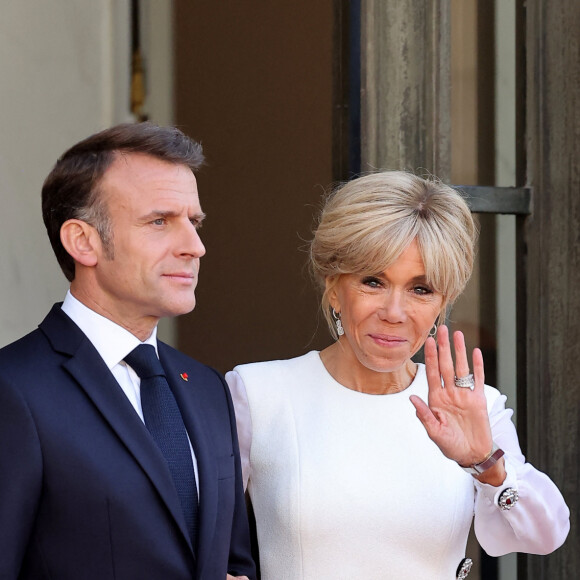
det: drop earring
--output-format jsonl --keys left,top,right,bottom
{"left": 332, "top": 308, "right": 345, "bottom": 337}
{"left": 428, "top": 324, "right": 437, "bottom": 338}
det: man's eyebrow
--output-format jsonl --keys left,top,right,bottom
{"left": 139, "top": 210, "right": 207, "bottom": 221}
{"left": 140, "top": 209, "right": 178, "bottom": 220}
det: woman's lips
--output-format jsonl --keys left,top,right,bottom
{"left": 369, "top": 334, "right": 407, "bottom": 346}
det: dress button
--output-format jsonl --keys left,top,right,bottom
{"left": 498, "top": 487, "right": 520, "bottom": 511}
{"left": 456, "top": 557, "right": 473, "bottom": 579}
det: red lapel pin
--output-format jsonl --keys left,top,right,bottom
{"left": 180, "top": 373, "right": 189, "bottom": 382}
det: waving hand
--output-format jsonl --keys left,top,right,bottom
{"left": 409, "top": 325, "right": 506, "bottom": 485}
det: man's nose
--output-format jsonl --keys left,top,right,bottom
{"left": 180, "top": 222, "right": 206, "bottom": 258}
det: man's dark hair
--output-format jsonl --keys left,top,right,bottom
{"left": 41, "top": 122, "right": 205, "bottom": 281}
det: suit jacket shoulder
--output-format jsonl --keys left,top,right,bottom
{"left": 0, "top": 304, "right": 256, "bottom": 580}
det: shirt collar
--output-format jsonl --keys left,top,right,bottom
{"left": 61, "top": 290, "right": 158, "bottom": 370}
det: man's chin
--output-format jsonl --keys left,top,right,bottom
{"left": 149, "top": 295, "right": 197, "bottom": 321}
{"left": 163, "top": 299, "right": 197, "bottom": 318}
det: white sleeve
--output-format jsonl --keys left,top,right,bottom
{"left": 225, "top": 370, "right": 252, "bottom": 491}
{"left": 473, "top": 393, "right": 570, "bottom": 556}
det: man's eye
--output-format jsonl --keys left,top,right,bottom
{"left": 152, "top": 218, "right": 166, "bottom": 226}
{"left": 190, "top": 218, "right": 203, "bottom": 229}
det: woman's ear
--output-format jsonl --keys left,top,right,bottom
{"left": 437, "top": 302, "right": 448, "bottom": 326}
{"left": 60, "top": 219, "right": 101, "bottom": 268}
{"left": 325, "top": 276, "right": 341, "bottom": 311}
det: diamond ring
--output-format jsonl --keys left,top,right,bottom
{"left": 454, "top": 373, "right": 475, "bottom": 390}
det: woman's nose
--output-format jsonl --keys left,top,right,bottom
{"left": 378, "top": 291, "right": 407, "bottom": 323}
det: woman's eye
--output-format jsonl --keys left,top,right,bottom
{"left": 413, "top": 285, "right": 432, "bottom": 295}
{"left": 361, "top": 276, "right": 382, "bottom": 288}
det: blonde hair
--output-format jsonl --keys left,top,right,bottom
{"left": 309, "top": 171, "right": 478, "bottom": 337}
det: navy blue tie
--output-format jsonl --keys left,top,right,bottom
{"left": 125, "top": 344, "right": 198, "bottom": 545}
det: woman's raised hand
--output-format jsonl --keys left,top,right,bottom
{"left": 409, "top": 325, "right": 495, "bottom": 470}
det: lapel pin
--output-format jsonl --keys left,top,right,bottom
{"left": 180, "top": 373, "right": 189, "bottom": 382}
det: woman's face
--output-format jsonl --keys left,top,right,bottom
{"left": 328, "top": 239, "right": 444, "bottom": 374}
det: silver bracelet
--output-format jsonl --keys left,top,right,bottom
{"left": 460, "top": 443, "right": 505, "bottom": 476}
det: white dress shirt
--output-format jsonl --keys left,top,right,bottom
{"left": 61, "top": 290, "right": 199, "bottom": 492}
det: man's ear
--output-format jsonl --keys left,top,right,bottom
{"left": 60, "top": 219, "right": 100, "bottom": 268}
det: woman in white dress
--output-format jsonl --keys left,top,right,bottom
{"left": 226, "top": 171, "right": 569, "bottom": 579}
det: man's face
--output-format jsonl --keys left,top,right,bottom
{"left": 86, "top": 152, "right": 206, "bottom": 335}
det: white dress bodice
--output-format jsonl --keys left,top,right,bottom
{"left": 235, "top": 353, "right": 481, "bottom": 578}
{"left": 228, "top": 351, "right": 569, "bottom": 579}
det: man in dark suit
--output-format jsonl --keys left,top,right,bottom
{"left": 0, "top": 123, "right": 256, "bottom": 580}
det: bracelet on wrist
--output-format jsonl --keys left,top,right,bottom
{"left": 460, "top": 443, "right": 505, "bottom": 476}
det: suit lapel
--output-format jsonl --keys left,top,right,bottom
{"left": 39, "top": 306, "right": 195, "bottom": 554}
{"left": 160, "top": 344, "right": 219, "bottom": 575}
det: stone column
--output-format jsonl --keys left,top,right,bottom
{"left": 360, "top": 0, "right": 451, "bottom": 177}
{"left": 522, "top": 0, "right": 580, "bottom": 577}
